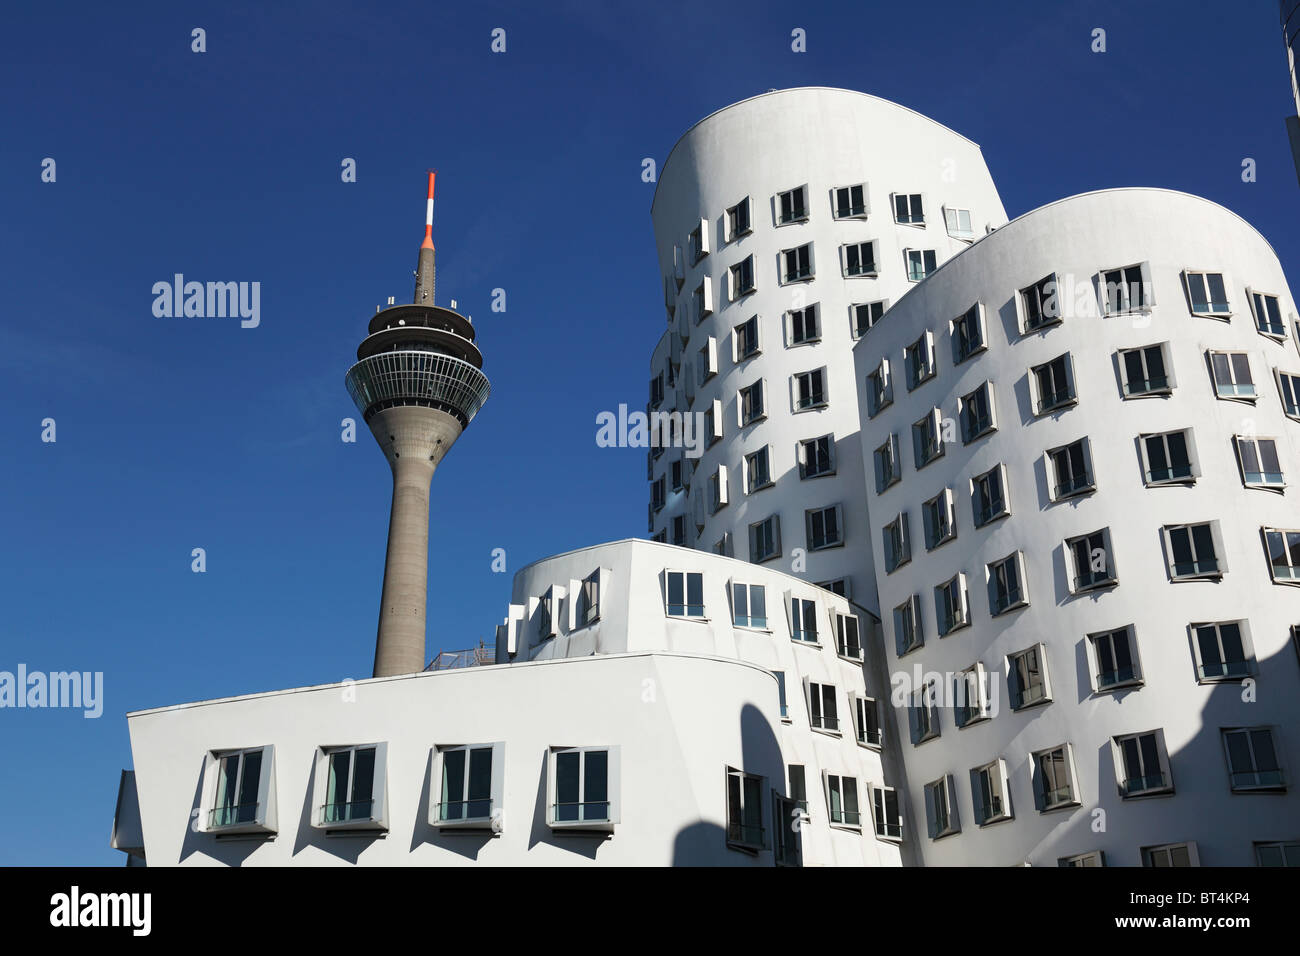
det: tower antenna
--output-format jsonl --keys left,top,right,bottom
{"left": 413, "top": 170, "right": 437, "bottom": 305}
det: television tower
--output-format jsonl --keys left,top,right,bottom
{"left": 345, "top": 172, "right": 491, "bottom": 677}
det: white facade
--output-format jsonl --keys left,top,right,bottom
{"left": 646, "top": 87, "right": 1008, "bottom": 610}
{"left": 119, "top": 540, "right": 906, "bottom": 866}
{"left": 852, "top": 188, "right": 1300, "bottom": 866}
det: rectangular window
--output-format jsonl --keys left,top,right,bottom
{"left": 434, "top": 744, "right": 501, "bottom": 826}
{"left": 1120, "top": 343, "right": 1173, "bottom": 396}
{"left": 872, "top": 786, "right": 903, "bottom": 840}
{"left": 1033, "top": 353, "right": 1077, "bottom": 414}
{"left": 836, "top": 612, "right": 862, "bottom": 660}
{"left": 959, "top": 381, "right": 996, "bottom": 442}
{"left": 911, "top": 683, "right": 940, "bottom": 744}
{"left": 665, "top": 570, "right": 704, "bottom": 618}
{"left": 649, "top": 372, "right": 665, "bottom": 408}
{"left": 1250, "top": 290, "right": 1287, "bottom": 337}
{"left": 693, "top": 279, "right": 713, "bottom": 323}
{"left": 924, "top": 775, "right": 959, "bottom": 839}
{"left": 1265, "top": 529, "right": 1300, "bottom": 582}
{"left": 1256, "top": 842, "right": 1300, "bottom": 866}
{"left": 826, "top": 773, "right": 861, "bottom": 827}
{"left": 874, "top": 434, "right": 901, "bottom": 493}
{"left": 321, "top": 745, "right": 380, "bottom": 826}
{"left": 852, "top": 300, "right": 887, "bottom": 338}
{"left": 805, "top": 505, "right": 843, "bottom": 551}
{"left": 1277, "top": 369, "right": 1300, "bottom": 418}
{"left": 971, "top": 759, "right": 1012, "bottom": 825}
{"left": 807, "top": 680, "right": 839, "bottom": 732}
{"left": 726, "top": 197, "right": 752, "bottom": 240}
{"left": 734, "top": 316, "right": 760, "bottom": 361}
{"left": 729, "top": 255, "right": 755, "bottom": 300}
{"left": 576, "top": 569, "right": 600, "bottom": 626}
{"left": 787, "top": 304, "right": 819, "bottom": 345}
{"left": 671, "top": 515, "right": 686, "bottom": 546}
{"left": 211, "top": 747, "right": 269, "bottom": 831}
{"left": 1049, "top": 437, "right": 1094, "bottom": 499}
{"left": 1163, "top": 522, "right": 1222, "bottom": 580}
{"left": 774, "top": 671, "right": 788, "bottom": 719}
{"left": 1192, "top": 621, "right": 1253, "bottom": 680}
{"left": 1067, "top": 528, "right": 1116, "bottom": 592}
{"left": 1060, "top": 852, "right": 1105, "bottom": 867}
{"left": 535, "top": 585, "right": 559, "bottom": 641}
{"left": 744, "top": 446, "right": 771, "bottom": 493}
{"left": 894, "top": 192, "right": 925, "bottom": 225}
{"left": 670, "top": 458, "right": 684, "bottom": 492}
{"left": 1008, "top": 643, "right": 1050, "bottom": 709}
{"left": 842, "top": 240, "right": 879, "bottom": 277}
{"left": 934, "top": 572, "right": 969, "bottom": 636}
{"left": 988, "top": 552, "right": 1028, "bottom": 616}
{"left": 1223, "top": 727, "right": 1285, "bottom": 791}
{"left": 905, "top": 248, "right": 937, "bottom": 282}
{"left": 1101, "top": 262, "right": 1152, "bottom": 314}
{"left": 789, "top": 765, "right": 808, "bottom": 816}
{"left": 739, "top": 379, "right": 765, "bottom": 425}
{"left": 794, "top": 367, "right": 828, "bottom": 410}
{"left": 971, "top": 464, "right": 1008, "bottom": 527}
{"left": 698, "top": 338, "right": 718, "bottom": 385}
{"left": 550, "top": 746, "right": 616, "bottom": 828}
{"left": 833, "top": 183, "right": 868, "bottom": 219}
{"left": 1210, "top": 350, "right": 1256, "bottom": 399}
{"left": 712, "top": 532, "right": 730, "bottom": 555}
{"left": 1141, "top": 430, "right": 1196, "bottom": 485}
{"left": 1115, "top": 730, "right": 1173, "bottom": 796}
{"left": 951, "top": 303, "right": 985, "bottom": 363}
{"left": 1090, "top": 626, "right": 1141, "bottom": 689}
{"left": 798, "top": 434, "right": 835, "bottom": 479}
{"left": 726, "top": 767, "right": 766, "bottom": 849}
{"left": 1183, "top": 270, "right": 1230, "bottom": 317}
{"left": 749, "top": 515, "right": 781, "bottom": 563}
{"left": 710, "top": 464, "right": 728, "bottom": 512}
{"left": 790, "top": 596, "right": 819, "bottom": 643}
{"left": 1021, "top": 273, "right": 1061, "bottom": 331}
{"left": 1143, "top": 843, "right": 1198, "bottom": 867}
{"left": 893, "top": 594, "right": 923, "bottom": 656}
{"left": 1236, "top": 437, "right": 1284, "bottom": 487}
{"left": 778, "top": 185, "right": 808, "bottom": 224}
{"left": 883, "top": 513, "right": 911, "bottom": 573}
{"left": 904, "top": 330, "right": 936, "bottom": 389}
{"left": 853, "top": 695, "right": 880, "bottom": 745}
{"left": 782, "top": 243, "right": 813, "bottom": 282}
{"left": 651, "top": 475, "right": 665, "bottom": 512}
{"left": 912, "top": 408, "right": 944, "bottom": 468}
{"left": 1033, "top": 744, "right": 1077, "bottom": 810}
{"left": 732, "top": 582, "right": 767, "bottom": 628}
{"left": 954, "top": 662, "right": 991, "bottom": 727}
{"left": 866, "top": 358, "right": 893, "bottom": 417}
{"left": 922, "top": 489, "right": 956, "bottom": 551}
{"left": 688, "top": 220, "right": 709, "bottom": 263}
{"left": 944, "top": 206, "right": 974, "bottom": 240}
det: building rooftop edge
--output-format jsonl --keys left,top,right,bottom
{"left": 649, "top": 87, "right": 986, "bottom": 216}
{"left": 124, "top": 649, "right": 779, "bottom": 720}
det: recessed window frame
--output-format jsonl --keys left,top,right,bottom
{"left": 1020, "top": 273, "right": 1061, "bottom": 333}
{"left": 1248, "top": 288, "right": 1288, "bottom": 339}
{"left": 793, "top": 366, "right": 828, "bottom": 411}
{"left": 1065, "top": 527, "right": 1118, "bottom": 593}
{"left": 851, "top": 299, "right": 888, "bottom": 339}
{"left": 1088, "top": 625, "right": 1143, "bottom": 691}
{"left": 1047, "top": 437, "right": 1095, "bottom": 501}
{"left": 831, "top": 182, "right": 869, "bottom": 220}
{"left": 1099, "top": 261, "right": 1154, "bottom": 316}
{"left": 1031, "top": 352, "right": 1078, "bottom": 416}
{"left": 970, "top": 757, "right": 1012, "bottom": 825}
{"left": 1222, "top": 726, "right": 1286, "bottom": 792}
{"left": 728, "top": 255, "right": 756, "bottom": 301}
{"left": 1208, "top": 350, "right": 1257, "bottom": 401}
{"left": 663, "top": 569, "right": 705, "bottom": 619}
{"left": 883, "top": 512, "right": 912, "bottom": 573}
{"left": 733, "top": 315, "right": 761, "bottom": 362}
{"left": 748, "top": 514, "right": 781, "bottom": 563}
{"left": 1190, "top": 620, "right": 1255, "bottom": 682}
{"left": 797, "top": 434, "right": 835, "bottom": 480}
{"left": 874, "top": 434, "right": 901, "bottom": 493}
{"left": 776, "top": 184, "right": 809, "bottom": 226}
{"left": 1118, "top": 342, "right": 1175, "bottom": 398}
{"left": 866, "top": 357, "right": 894, "bottom": 418}
{"left": 1031, "top": 743, "right": 1079, "bottom": 812}
{"left": 1181, "top": 269, "right": 1231, "bottom": 319}
{"left": 726, "top": 196, "right": 752, "bottom": 242}
{"left": 872, "top": 785, "right": 903, "bottom": 842}
{"left": 892, "top": 192, "right": 925, "bottom": 226}
{"left": 959, "top": 381, "right": 997, "bottom": 443}
{"left": 1235, "top": 437, "right": 1285, "bottom": 489}
{"left": 1161, "top": 521, "right": 1225, "bottom": 581}
{"left": 1007, "top": 642, "right": 1051, "bottom": 710}
{"left": 951, "top": 302, "right": 986, "bottom": 364}
{"left": 841, "top": 240, "right": 879, "bottom": 278}
{"left": 922, "top": 488, "right": 957, "bottom": 551}
{"left": 923, "top": 774, "right": 960, "bottom": 840}
{"left": 988, "top": 551, "right": 1029, "bottom": 617}
{"left": 904, "top": 247, "right": 937, "bottom": 283}
{"left": 904, "top": 330, "right": 937, "bottom": 390}
{"left": 971, "top": 463, "right": 1009, "bottom": 527}
{"left": 934, "top": 571, "right": 970, "bottom": 636}
{"left": 430, "top": 742, "right": 505, "bottom": 830}
{"left": 1112, "top": 729, "right": 1174, "bottom": 798}
{"left": 893, "top": 594, "right": 923, "bottom": 656}
{"left": 1139, "top": 429, "right": 1198, "bottom": 486}
{"left": 805, "top": 504, "right": 844, "bottom": 552}
{"left": 780, "top": 242, "right": 814, "bottom": 283}
{"left": 547, "top": 745, "right": 620, "bottom": 831}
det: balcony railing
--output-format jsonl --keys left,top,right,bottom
{"left": 552, "top": 801, "right": 611, "bottom": 824}
{"left": 1037, "top": 388, "right": 1074, "bottom": 413}
{"left": 319, "top": 800, "right": 375, "bottom": 825}
{"left": 1123, "top": 773, "right": 1170, "bottom": 796}
{"left": 208, "top": 802, "right": 259, "bottom": 829}
{"left": 1198, "top": 660, "right": 1251, "bottom": 680}
{"left": 1148, "top": 463, "right": 1194, "bottom": 483}
{"left": 1054, "top": 473, "right": 1094, "bottom": 498}
{"left": 1171, "top": 558, "right": 1220, "bottom": 578}
{"left": 345, "top": 350, "right": 491, "bottom": 427}
{"left": 1097, "top": 665, "right": 1139, "bottom": 688}
{"left": 1125, "top": 376, "right": 1171, "bottom": 395}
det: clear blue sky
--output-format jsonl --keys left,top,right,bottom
{"left": 1, "top": 0, "right": 1295, "bottom": 864}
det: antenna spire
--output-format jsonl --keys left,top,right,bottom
{"left": 413, "top": 170, "right": 437, "bottom": 305}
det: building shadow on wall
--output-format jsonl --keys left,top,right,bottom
{"left": 672, "top": 701, "right": 784, "bottom": 866}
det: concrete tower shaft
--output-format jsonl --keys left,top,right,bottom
{"left": 345, "top": 172, "right": 491, "bottom": 678}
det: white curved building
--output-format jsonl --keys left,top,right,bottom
{"left": 852, "top": 188, "right": 1300, "bottom": 866}
{"left": 645, "top": 88, "right": 1008, "bottom": 609}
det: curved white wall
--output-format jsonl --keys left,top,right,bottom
{"left": 853, "top": 188, "right": 1300, "bottom": 865}
{"left": 646, "top": 88, "right": 1009, "bottom": 611}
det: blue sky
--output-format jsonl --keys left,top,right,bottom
{"left": 1, "top": 0, "right": 1295, "bottom": 864}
